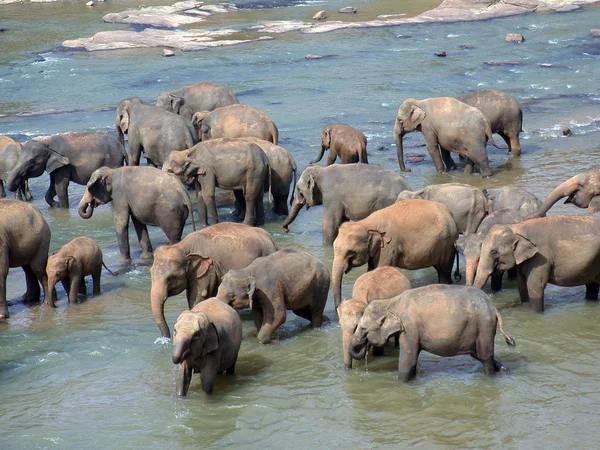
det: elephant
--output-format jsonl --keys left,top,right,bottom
{"left": 0, "top": 136, "right": 31, "bottom": 201}
{"left": 474, "top": 216, "right": 600, "bottom": 312}
{"left": 150, "top": 222, "right": 278, "bottom": 338}
{"left": 525, "top": 168, "right": 600, "bottom": 218}
{"left": 458, "top": 89, "right": 523, "bottom": 156}
{"left": 78, "top": 166, "right": 195, "bottom": 263}
{"left": 397, "top": 183, "right": 488, "bottom": 235}
{"left": 332, "top": 199, "right": 458, "bottom": 307}
{"left": 192, "top": 104, "right": 279, "bottom": 144}
{"left": 282, "top": 164, "right": 410, "bottom": 245}
{"left": 310, "top": 124, "right": 368, "bottom": 165}
{"left": 349, "top": 285, "right": 516, "bottom": 381}
{"left": 116, "top": 98, "right": 197, "bottom": 167}
{"left": 394, "top": 97, "right": 498, "bottom": 177}
{"left": 455, "top": 209, "right": 525, "bottom": 289}
{"left": 162, "top": 138, "right": 269, "bottom": 227}
{"left": 5, "top": 132, "right": 126, "bottom": 208}
{"left": 337, "top": 267, "right": 411, "bottom": 369}
{"left": 483, "top": 186, "right": 544, "bottom": 216}
{"left": 172, "top": 298, "right": 242, "bottom": 396}
{"left": 238, "top": 137, "right": 297, "bottom": 216}
{"left": 156, "top": 81, "right": 239, "bottom": 121}
{"left": 0, "top": 199, "right": 50, "bottom": 319}
{"left": 46, "top": 236, "right": 113, "bottom": 306}
{"left": 216, "top": 248, "right": 329, "bottom": 344}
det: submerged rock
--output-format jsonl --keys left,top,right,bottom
{"left": 506, "top": 33, "right": 526, "bottom": 43}
{"left": 484, "top": 60, "right": 522, "bottom": 66}
{"left": 162, "top": 49, "right": 175, "bottom": 57}
{"left": 305, "top": 53, "right": 338, "bottom": 60}
{"left": 338, "top": 7, "right": 357, "bottom": 14}
{"left": 434, "top": 51, "right": 447, "bottom": 57}
{"left": 591, "top": 29, "right": 600, "bottom": 38}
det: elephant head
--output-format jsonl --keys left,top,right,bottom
{"left": 527, "top": 169, "right": 600, "bottom": 218}
{"left": 396, "top": 189, "right": 421, "bottom": 201}
{"left": 192, "top": 111, "right": 212, "bottom": 141}
{"left": 5, "top": 138, "right": 69, "bottom": 192}
{"left": 78, "top": 167, "right": 114, "bottom": 219}
{"left": 156, "top": 92, "right": 184, "bottom": 114}
{"left": 455, "top": 233, "right": 486, "bottom": 286}
{"left": 162, "top": 149, "right": 203, "bottom": 186}
{"left": 332, "top": 222, "right": 390, "bottom": 307}
{"left": 309, "top": 125, "right": 333, "bottom": 164}
{"left": 216, "top": 270, "right": 256, "bottom": 310}
{"left": 349, "top": 299, "right": 403, "bottom": 361}
{"left": 116, "top": 98, "right": 142, "bottom": 146}
{"left": 394, "top": 98, "right": 426, "bottom": 173}
{"left": 282, "top": 166, "right": 323, "bottom": 231}
{"left": 45, "top": 253, "right": 74, "bottom": 307}
{"left": 337, "top": 298, "right": 368, "bottom": 369}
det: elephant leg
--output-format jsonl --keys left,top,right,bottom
{"left": 293, "top": 305, "right": 320, "bottom": 328}
{"left": 585, "top": 283, "right": 599, "bottom": 300}
{"left": 226, "top": 357, "right": 237, "bottom": 375}
{"left": 127, "top": 140, "right": 143, "bottom": 166}
{"left": 507, "top": 268, "right": 517, "bottom": 280}
{"left": 92, "top": 266, "right": 101, "bottom": 295}
{"left": 22, "top": 265, "right": 41, "bottom": 303}
{"left": 0, "top": 250, "right": 9, "bottom": 319}
{"left": 257, "top": 300, "right": 285, "bottom": 344}
{"left": 434, "top": 252, "right": 455, "bottom": 285}
{"left": 176, "top": 360, "right": 193, "bottom": 396}
{"left": 440, "top": 148, "right": 456, "bottom": 171}
{"left": 493, "top": 359, "right": 507, "bottom": 372}
{"left": 202, "top": 191, "right": 218, "bottom": 226}
{"left": 53, "top": 171, "right": 70, "bottom": 208}
{"left": 475, "top": 336, "right": 495, "bottom": 377}
{"left": 490, "top": 270, "right": 504, "bottom": 292}
{"left": 131, "top": 215, "right": 153, "bottom": 259}
{"left": 470, "top": 149, "right": 492, "bottom": 178}
{"left": 463, "top": 157, "right": 474, "bottom": 175}
{"left": 521, "top": 266, "right": 547, "bottom": 313}
{"left": 0, "top": 181, "right": 6, "bottom": 198}
{"left": 241, "top": 189, "right": 257, "bottom": 227}
{"left": 78, "top": 277, "right": 87, "bottom": 295}
{"left": 273, "top": 194, "right": 288, "bottom": 216}
{"left": 422, "top": 132, "right": 445, "bottom": 173}
{"left": 24, "top": 180, "right": 33, "bottom": 202}
{"left": 508, "top": 133, "right": 521, "bottom": 157}
{"left": 68, "top": 273, "right": 82, "bottom": 304}
{"left": 326, "top": 150, "right": 337, "bottom": 166}
{"left": 196, "top": 194, "right": 208, "bottom": 227}
{"left": 252, "top": 304, "right": 264, "bottom": 333}
{"left": 44, "top": 181, "right": 59, "bottom": 208}
{"left": 114, "top": 214, "right": 131, "bottom": 263}
{"left": 60, "top": 279, "right": 70, "bottom": 298}
{"left": 322, "top": 207, "right": 344, "bottom": 246}
{"left": 233, "top": 190, "right": 245, "bottom": 220}
{"left": 498, "top": 132, "right": 513, "bottom": 154}
{"left": 397, "top": 333, "right": 419, "bottom": 382}
{"left": 200, "top": 357, "right": 219, "bottom": 395}
{"left": 254, "top": 189, "right": 265, "bottom": 226}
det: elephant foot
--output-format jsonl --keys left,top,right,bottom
{"left": 22, "top": 294, "right": 40, "bottom": 303}
{"left": 0, "top": 312, "right": 9, "bottom": 319}
{"left": 140, "top": 251, "right": 154, "bottom": 261}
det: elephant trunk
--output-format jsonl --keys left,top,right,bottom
{"left": 172, "top": 336, "right": 191, "bottom": 364}
{"left": 282, "top": 199, "right": 304, "bottom": 232}
{"left": 342, "top": 330, "right": 354, "bottom": 369}
{"left": 309, "top": 145, "right": 326, "bottom": 165}
{"left": 5, "top": 168, "right": 21, "bottom": 192}
{"left": 332, "top": 258, "right": 347, "bottom": 308}
{"left": 151, "top": 282, "right": 171, "bottom": 338}
{"left": 394, "top": 122, "right": 410, "bottom": 172}
{"left": 464, "top": 257, "right": 480, "bottom": 287}
{"left": 527, "top": 175, "right": 582, "bottom": 218}
{"left": 46, "top": 276, "right": 58, "bottom": 308}
{"left": 349, "top": 333, "right": 368, "bottom": 361}
{"left": 78, "top": 190, "right": 95, "bottom": 219}
{"left": 473, "top": 264, "right": 492, "bottom": 290}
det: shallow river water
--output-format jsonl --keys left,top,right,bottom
{"left": 1, "top": 1, "right": 600, "bottom": 448}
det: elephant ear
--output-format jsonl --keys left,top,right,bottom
{"left": 201, "top": 322, "right": 219, "bottom": 357}
{"left": 171, "top": 96, "right": 184, "bottom": 114}
{"left": 368, "top": 229, "right": 392, "bottom": 248}
{"left": 378, "top": 311, "right": 402, "bottom": 340}
{"left": 409, "top": 104, "right": 426, "bottom": 128}
{"left": 87, "top": 171, "right": 108, "bottom": 199}
{"left": 247, "top": 276, "right": 256, "bottom": 303}
{"left": 46, "top": 151, "right": 70, "bottom": 174}
{"left": 187, "top": 254, "right": 213, "bottom": 279}
{"left": 588, "top": 196, "right": 600, "bottom": 214}
{"left": 322, "top": 126, "right": 331, "bottom": 148}
{"left": 306, "top": 174, "right": 316, "bottom": 204}
{"left": 513, "top": 234, "right": 538, "bottom": 265}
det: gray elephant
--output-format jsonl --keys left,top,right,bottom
{"left": 350, "top": 285, "right": 516, "bottom": 381}
{"left": 397, "top": 183, "right": 488, "bottom": 235}
{"left": 156, "top": 81, "right": 239, "bottom": 121}
{"left": 458, "top": 89, "right": 523, "bottom": 156}
{"left": 78, "top": 166, "right": 195, "bottom": 263}
{"left": 5, "top": 132, "right": 126, "bottom": 208}
{"left": 0, "top": 136, "right": 31, "bottom": 201}
{"left": 483, "top": 186, "right": 543, "bottom": 216}
{"left": 332, "top": 199, "right": 458, "bottom": 307}
{"left": 337, "top": 267, "right": 411, "bottom": 369}
{"left": 0, "top": 199, "right": 50, "bottom": 319}
{"left": 525, "top": 168, "right": 600, "bottom": 218}
{"left": 150, "top": 222, "right": 278, "bottom": 338}
{"left": 192, "top": 104, "right": 278, "bottom": 144}
{"left": 310, "top": 124, "right": 368, "bottom": 165}
{"left": 282, "top": 164, "right": 410, "bottom": 245}
{"left": 217, "top": 248, "right": 329, "bottom": 344}
{"left": 172, "top": 298, "right": 242, "bottom": 396}
{"left": 162, "top": 138, "right": 269, "bottom": 227}
{"left": 474, "top": 216, "right": 600, "bottom": 312}
{"left": 394, "top": 97, "right": 498, "bottom": 177}
{"left": 116, "top": 98, "right": 197, "bottom": 167}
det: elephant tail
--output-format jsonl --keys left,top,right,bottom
{"left": 269, "top": 122, "right": 279, "bottom": 145}
{"left": 495, "top": 309, "right": 516, "bottom": 347}
{"left": 485, "top": 126, "right": 501, "bottom": 149}
{"left": 267, "top": 163, "right": 273, "bottom": 206}
{"left": 102, "top": 261, "right": 118, "bottom": 276}
{"left": 290, "top": 157, "right": 297, "bottom": 207}
{"left": 185, "top": 190, "right": 196, "bottom": 231}
{"left": 453, "top": 251, "right": 462, "bottom": 282}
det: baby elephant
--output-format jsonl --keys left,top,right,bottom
{"left": 46, "top": 237, "right": 112, "bottom": 306}
{"left": 172, "top": 298, "right": 242, "bottom": 396}
{"left": 350, "top": 285, "right": 516, "bottom": 382}
{"left": 311, "top": 124, "right": 368, "bottom": 165}
{"left": 338, "top": 267, "right": 411, "bottom": 369}
{"left": 217, "top": 248, "right": 330, "bottom": 344}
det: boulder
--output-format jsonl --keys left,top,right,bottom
{"left": 338, "top": 6, "right": 357, "bottom": 14}
{"left": 591, "top": 29, "right": 600, "bottom": 38}
{"left": 312, "top": 10, "right": 327, "bottom": 20}
{"left": 86, "top": 1, "right": 94, "bottom": 6}
{"left": 506, "top": 33, "right": 525, "bottom": 43}
{"left": 434, "top": 51, "right": 447, "bottom": 57}
{"left": 305, "top": 53, "right": 338, "bottom": 60}
{"left": 163, "top": 49, "right": 175, "bottom": 57}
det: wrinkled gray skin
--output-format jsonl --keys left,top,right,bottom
{"left": 337, "top": 267, "right": 411, "bottom": 369}
{"left": 526, "top": 168, "right": 600, "bottom": 218}
{"left": 483, "top": 186, "right": 544, "bottom": 216}
{"left": 474, "top": 216, "right": 600, "bottom": 313}
{"left": 150, "top": 222, "right": 278, "bottom": 338}
{"left": 156, "top": 81, "right": 239, "bottom": 121}
{"left": 163, "top": 138, "right": 269, "bottom": 227}
{"left": 458, "top": 89, "right": 523, "bottom": 156}
{"left": 6, "top": 132, "right": 125, "bottom": 208}
{"left": 350, "top": 285, "right": 515, "bottom": 381}
{"left": 192, "top": 104, "right": 279, "bottom": 144}
{"left": 394, "top": 97, "right": 497, "bottom": 177}
{"left": 397, "top": 183, "right": 488, "bottom": 235}
{"left": 116, "top": 98, "right": 197, "bottom": 167}
{"left": 238, "top": 137, "right": 297, "bottom": 216}
{"left": 172, "top": 298, "right": 242, "bottom": 396}
{"left": 455, "top": 209, "right": 526, "bottom": 289}
{"left": 0, "top": 200, "right": 50, "bottom": 319}
{"left": 0, "top": 137, "right": 31, "bottom": 201}
{"left": 78, "top": 166, "right": 195, "bottom": 263}
{"left": 217, "top": 248, "right": 330, "bottom": 344}
{"left": 282, "top": 164, "right": 410, "bottom": 245}
{"left": 311, "top": 124, "right": 368, "bottom": 165}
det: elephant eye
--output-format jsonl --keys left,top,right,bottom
{"left": 228, "top": 293, "right": 236, "bottom": 301}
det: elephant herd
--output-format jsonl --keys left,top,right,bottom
{"left": 1, "top": 80, "right": 600, "bottom": 395}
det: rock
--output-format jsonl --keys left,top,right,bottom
{"left": 396, "top": 34, "right": 413, "bottom": 39}
{"left": 591, "top": 29, "right": 600, "bottom": 38}
{"left": 305, "top": 54, "right": 337, "bottom": 60}
{"left": 86, "top": 1, "right": 94, "bottom": 6}
{"left": 506, "top": 33, "right": 525, "bottom": 43}
{"left": 434, "top": 51, "right": 447, "bottom": 57}
{"left": 162, "top": 49, "right": 175, "bottom": 57}
{"left": 405, "top": 153, "right": 426, "bottom": 163}
{"left": 338, "top": 7, "right": 357, "bottom": 14}
{"left": 562, "top": 127, "right": 572, "bottom": 136}
{"left": 460, "top": 44, "right": 475, "bottom": 49}
{"left": 312, "top": 10, "right": 327, "bottom": 21}
{"left": 484, "top": 60, "right": 522, "bottom": 66}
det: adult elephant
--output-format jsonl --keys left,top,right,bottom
{"left": 116, "top": 98, "right": 197, "bottom": 167}
{"left": 526, "top": 168, "right": 600, "bottom": 218}
{"left": 0, "top": 136, "right": 31, "bottom": 201}
{"left": 394, "top": 97, "right": 498, "bottom": 177}
{"left": 150, "top": 222, "right": 278, "bottom": 338}
{"left": 332, "top": 199, "right": 458, "bottom": 307}
{"left": 483, "top": 186, "right": 544, "bottom": 216}
{"left": 282, "top": 164, "right": 410, "bottom": 245}
{"left": 310, "top": 124, "right": 368, "bottom": 165}
{"left": 78, "top": 166, "right": 195, "bottom": 263}
{"left": 156, "top": 81, "right": 239, "bottom": 121}
{"left": 458, "top": 89, "right": 523, "bottom": 156}
{"left": 192, "top": 104, "right": 278, "bottom": 144}
{"left": 0, "top": 199, "right": 51, "bottom": 319}
{"left": 5, "top": 132, "right": 126, "bottom": 208}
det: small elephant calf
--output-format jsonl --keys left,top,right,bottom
{"left": 217, "top": 248, "right": 330, "bottom": 344}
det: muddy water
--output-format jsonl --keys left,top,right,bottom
{"left": 1, "top": 1, "right": 600, "bottom": 448}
